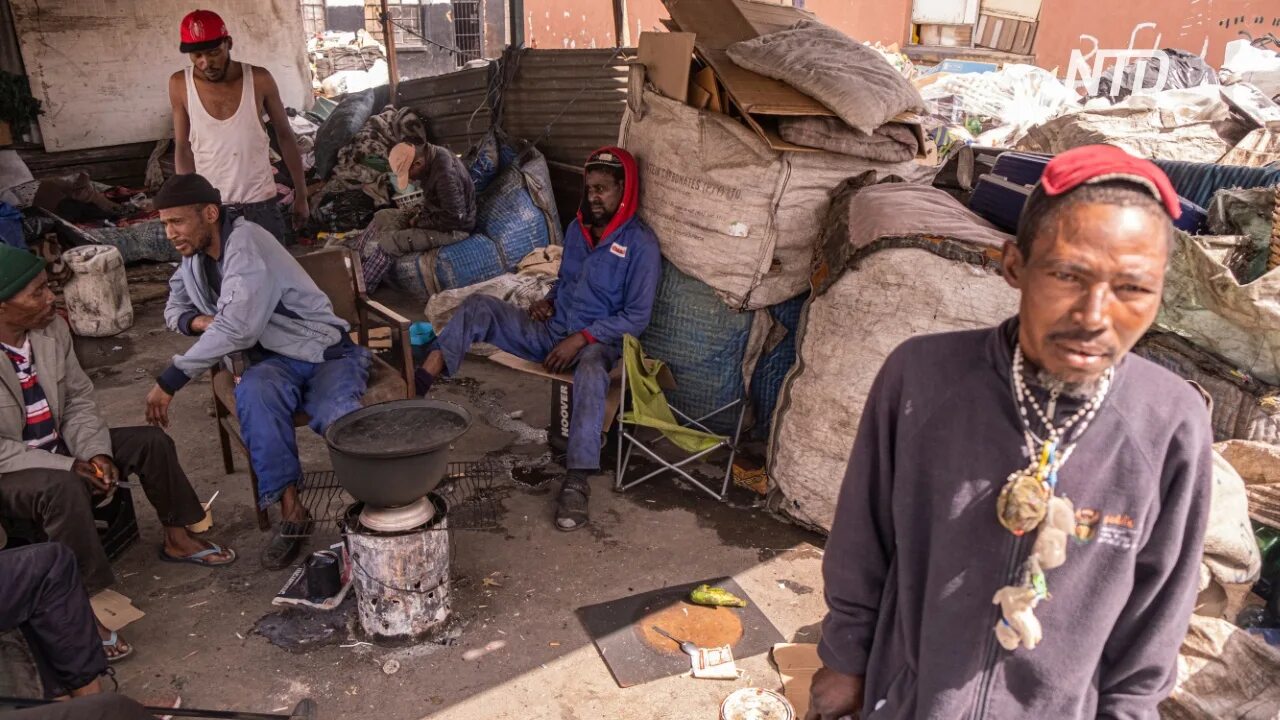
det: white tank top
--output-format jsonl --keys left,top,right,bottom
{"left": 184, "top": 63, "right": 278, "bottom": 204}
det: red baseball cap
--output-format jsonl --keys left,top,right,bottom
{"left": 1040, "top": 144, "right": 1182, "bottom": 220}
{"left": 179, "top": 10, "right": 229, "bottom": 53}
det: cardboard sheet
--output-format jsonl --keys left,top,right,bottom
{"left": 91, "top": 590, "right": 144, "bottom": 632}
{"left": 662, "top": 0, "right": 932, "bottom": 159}
{"left": 772, "top": 643, "right": 823, "bottom": 717}
{"left": 638, "top": 32, "right": 696, "bottom": 104}
{"left": 664, "top": 0, "right": 832, "bottom": 118}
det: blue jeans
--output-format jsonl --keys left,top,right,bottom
{"left": 227, "top": 198, "right": 288, "bottom": 245}
{"left": 434, "top": 295, "right": 619, "bottom": 471}
{"left": 235, "top": 344, "right": 371, "bottom": 509}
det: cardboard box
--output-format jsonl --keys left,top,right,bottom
{"left": 91, "top": 590, "right": 145, "bottom": 633}
{"left": 772, "top": 643, "right": 823, "bottom": 718}
{"left": 0, "top": 121, "right": 11, "bottom": 147}
{"left": 638, "top": 31, "right": 696, "bottom": 103}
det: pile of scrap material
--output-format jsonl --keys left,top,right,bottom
{"left": 1161, "top": 441, "right": 1280, "bottom": 720}
{"left": 309, "top": 30, "right": 389, "bottom": 98}
{"left": 766, "top": 179, "right": 1017, "bottom": 531}
{"left": 919, "top": 37, "right": 1280, "bottom": 170}
{"left": 609, "top": 0, "right": 945, "bottom": 442}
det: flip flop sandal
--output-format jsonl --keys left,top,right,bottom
{"left": 158, "top": 543, "right": 237, "bottom": 567}
{"left": 102, "top": 631, "right": 133, "bottom": 663}
{"left": 555, "top": 483, "right": 590, "bottom": 532}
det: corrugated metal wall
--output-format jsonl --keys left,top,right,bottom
{"left": 396, "top": 65, "right": 495, "bottom": 154}
{"left": 397, "top": 48, "right": 630, "bottom": 164}
{"left": 504, "top": 48, "right": 631, "bottom": 167}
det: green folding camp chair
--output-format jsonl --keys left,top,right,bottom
{"left": 613, "top": 335, "right": 746, "bottom": 501}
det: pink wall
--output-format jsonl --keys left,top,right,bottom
{"left": 521, "top": 0, "right": 908, "bottom": 49}
{"left": 520, "top": 0, "right": 1275, "bottom": 76}
{"left": 804, "top": 0, "right": 911, "bottom": 46}
{"left": 523, "top": 0, "right": 668, "bottom": 49}
{"left": 1034, "top": 0, "right": 1270, "bottom": 72}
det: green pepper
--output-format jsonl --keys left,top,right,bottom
{"left": 689, "top": 584, "right": 747, "bottom": 608}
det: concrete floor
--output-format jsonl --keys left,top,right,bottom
{"left": 69, "top": 286, "right": 828, "bottom": 720}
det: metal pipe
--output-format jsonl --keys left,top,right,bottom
{"left": 379, "top": 0, "right": 399, "bottom": 103}
{"left": 507, "top": 0, "right": 524, "bottom": 48}
{"left": 612, "top": 0, "right": 630, "bottom": 47}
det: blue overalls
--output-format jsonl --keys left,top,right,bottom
{"left": 432, "top": 214, "right": 661, "bottom": 469}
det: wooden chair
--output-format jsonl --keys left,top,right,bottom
{"left": 211, "top": 248, "right": 414, "bottom": 530}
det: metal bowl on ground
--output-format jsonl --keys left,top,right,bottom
{"left": 324, "top": 399, "right": 472, "bottom": 508}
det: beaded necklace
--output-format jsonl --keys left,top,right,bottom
{"left": 990, "top": 344, "right": 1115, "bottom": 652}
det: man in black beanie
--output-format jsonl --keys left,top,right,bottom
{"left": 0, "top": 244, "right": 235, "bottom": 664}
{"left": 148, "top": 173, "right": 369, "bottom": 570}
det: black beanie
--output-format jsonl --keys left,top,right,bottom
{"left": 154, "top": 174, "right": 222, "bottom": 210}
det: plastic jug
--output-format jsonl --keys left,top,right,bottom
{"left": 61, "top": 245, "right": 134, "bottom": 337}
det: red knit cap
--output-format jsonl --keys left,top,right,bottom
{"left": 1040, "top": 144, "right": 1182, "bottom": 220}
{"left": 179, "top": 10, "right": 229, "bottom": 53}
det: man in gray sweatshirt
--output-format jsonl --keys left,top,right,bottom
{"left": 808, "top": 146, "right": 1212, "bottom": 719}
{"left": 145, "top": 174, "right": 370, "bottom": 570}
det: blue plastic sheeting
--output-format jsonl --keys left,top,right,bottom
{"left": 434, "top": 232, "right": 505, "bottom": 291}
{"left": 1151, "top": 160, "right": 1280, "bottom": 210}
{"left": 640, "top": 261, "right": 753, "bottom": 435}
{"left": 749, "top": 292, "right": 809, "bottom": 440}
{"left": 0, "top": 202, "right": 24, "bottom": 249}
{"left": 921, "top": 59, "right": 998, "bottom": 76}
{"left": 82, "top": 222, "right": 178, "bottom": 264}
{"left": 968, "top": 175, "right": 1030, "bottom": 233}
{"left": 466, "top": 130, "right": 521, "bottom": 194}
{"left": 974, "top": 151, "right": 1213, "bottom": 234}
{"left": 477, "top": 163, "right": 550, "bottom": 271}
{"left": 388, "top": 252, "right": 433, "bottom": 302}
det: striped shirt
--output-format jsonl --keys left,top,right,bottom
{"left": 3, "top": 340, "right": 67, "bottom": 455}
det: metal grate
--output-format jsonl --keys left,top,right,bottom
{"left": 289, "top": 459, "right": 505, "bottom": 537}
{"left": 452, "top": 0, "right": 484, "bottom": 65}
{"left": 365, "top": 0, "right": 426, "bottom": 48}
{"left": 301, "top": 0, "right": 326, "bottom": 38}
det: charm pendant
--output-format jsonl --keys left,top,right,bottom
{"left": 996, "top": 467, "right": 1050, "bottom": 535}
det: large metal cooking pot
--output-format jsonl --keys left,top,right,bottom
{"left": 324, "top": 399, "right": 472, "bottom": 508}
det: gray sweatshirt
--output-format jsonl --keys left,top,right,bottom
{"left": 819, "top": 319, "right": 1211, "bottom": 720}
{"left": 159, "top": 215, "right": 347, "bottom": 393}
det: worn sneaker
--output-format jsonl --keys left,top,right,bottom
{"left": 259, "top": 517, "right": 313, "bottom": 570}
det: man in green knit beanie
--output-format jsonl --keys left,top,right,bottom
{"left": 0, "top": 245, "right": 236, "bottom": 663}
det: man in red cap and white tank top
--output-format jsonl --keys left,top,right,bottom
{"left": 168, "top": 9, "right": 308, "bottom": 243}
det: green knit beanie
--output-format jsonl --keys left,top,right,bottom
{"left": 0, "top": 245, "right": 46, "bottom": 302}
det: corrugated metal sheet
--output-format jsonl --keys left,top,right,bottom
{"left": 396, "top": 64, "right": 495, "bottom": 154}
{"left": 395, "top": 48, "right": 631, "bottom": 168}
{"left": 504, "top": 48, "right": 633, "bottom": 166}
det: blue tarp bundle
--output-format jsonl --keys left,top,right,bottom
{"left": 750, "top": 292, "right": 809, "bottom": 439}
{"left": 640, "top": 261, "right": 752, "bottom": 436}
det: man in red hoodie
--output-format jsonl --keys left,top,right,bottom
{"left": 416, "top": 148, "right": 662, "bottom": 531}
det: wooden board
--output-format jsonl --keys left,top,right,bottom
{"left": 975, "top": 13, "right": 1037, "bottom": 54}
{"left": 576, "top": 577, "right": 783, "bottom": 688}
